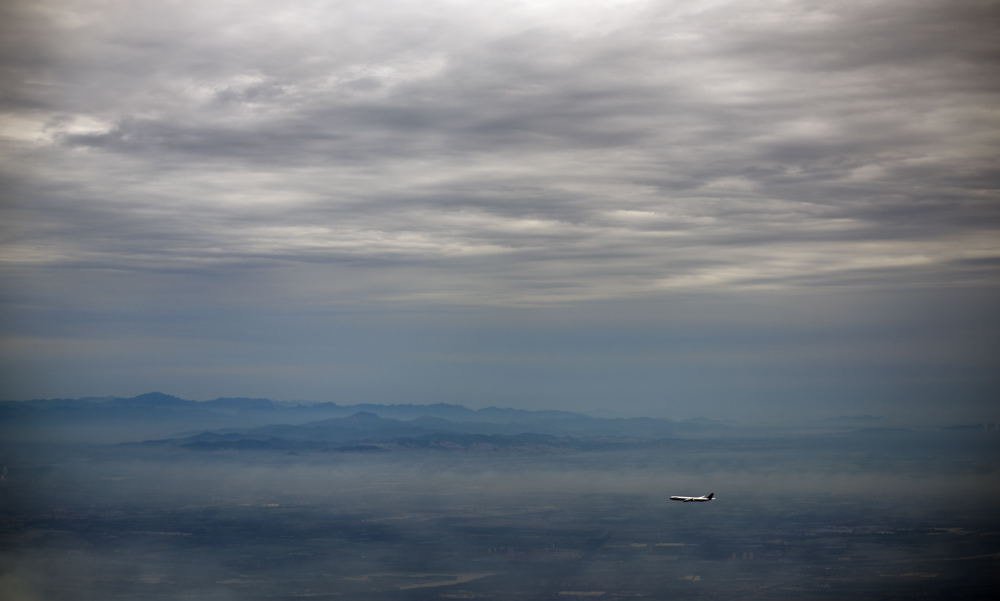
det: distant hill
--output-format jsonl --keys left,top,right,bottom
{"left": 0, "top": 392, "right": 723, "bottom": 446}
{"left": 139, "top": 411, "right": 661, "bottom": 453}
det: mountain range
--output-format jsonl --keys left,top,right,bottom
{"left": 0, "top": 392, "right": 722, "bottom": 448}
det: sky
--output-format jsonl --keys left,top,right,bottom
{"left": 1, "top": 0, "right": 998, "bottom": 424}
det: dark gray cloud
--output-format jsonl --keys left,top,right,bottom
{"left": 1, "top": 1, "right": 998, "bottom": 417}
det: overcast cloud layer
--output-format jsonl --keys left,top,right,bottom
{"left": 1, "top": 1, "right": 998, "bottom": 420}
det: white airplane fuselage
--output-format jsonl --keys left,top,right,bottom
{"left": 669, "top": 493, "right": 715, "bottom": 502}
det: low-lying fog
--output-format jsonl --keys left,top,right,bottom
{"left": 7, "top": 445, "right": 1000, "bottom": 512}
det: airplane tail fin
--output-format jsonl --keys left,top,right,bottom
{"left": 706, "top": 493, "right": 715, "bottom": 500}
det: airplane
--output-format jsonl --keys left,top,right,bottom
{"left": 669, "top": 492, "right": 715, "bottom": 502}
